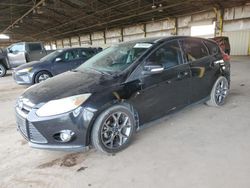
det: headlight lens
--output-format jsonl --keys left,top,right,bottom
{"left": 17, "top": 67, "right": 33, "bottom": 73}
{"left": 36, "top": 93, "right": 91, "bottom": 117}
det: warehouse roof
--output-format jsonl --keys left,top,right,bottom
{"left": 0, "top": 0, "right": 247, "bottom": 45}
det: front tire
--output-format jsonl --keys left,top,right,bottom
{"left": 0, "top": 64, "right": 7, "bottom": 77}
{"left": 206, "top": 76, "right": 229, "bottom": 106}
{"left": 34, "top": 71, "right": 52, "bottom": 83}
{"left": 91, "top": 104, "right": 136, "bottom": 154}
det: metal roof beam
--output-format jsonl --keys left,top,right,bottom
{"left": 1, "top": 0, "right": 45, "bottom": 34}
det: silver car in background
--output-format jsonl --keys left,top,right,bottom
{"left": 0, "top": 42, "right": 53, "bottom": 77}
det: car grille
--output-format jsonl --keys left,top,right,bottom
{"left": 29, "top": 123, "right": 47, "bottom": 143}
{"left": 16, "top": 98, "right": 48, "bottom": 144}
{"left": 16, "top": 113, "right": 28, "bottom": 139}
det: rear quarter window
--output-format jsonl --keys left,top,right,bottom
{"left": 204, "top": 40, "right": 220, "bottom": 55}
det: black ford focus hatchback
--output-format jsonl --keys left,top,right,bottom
{"left": 16, "top": 36, "right": 230, "bottom": 153}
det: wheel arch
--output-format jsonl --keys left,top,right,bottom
{"left": 84, "top": 93, "right": 140, "bottom": 146}
{"left": 33, "top": 70, "right": 53, "bottom": 83}
{"left": 0, "top": 59, "right": 7, "bottom": 69}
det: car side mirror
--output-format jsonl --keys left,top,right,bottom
{"left": 8, "top": 49, "right": 13, "bottom": 53}
{"left": 55, "top": 57, "right": 63, "bottom": 62}
{"left": 143, "top": 64, "right": 164, "bottom": 75}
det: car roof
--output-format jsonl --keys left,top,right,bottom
{"left": 59, "top": 47, "right": 98, "bottom": 51}
{"left": 212, "top": 36, "right": 229, "bottom": 39}
{"left": 119, "top": 36, "right": 212, "bottom": 44}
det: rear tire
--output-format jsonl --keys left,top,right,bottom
{"left": 0, "top": 64, "right": 7, "bottom": 77}
{"left": 91, "top": 104, "right": 136, "bottom": 154}
{"left": 206, "top": 76, "right": 229, "bottom": 107}
{"left": 34, "top": 71, "right": 52, "bottom": 83}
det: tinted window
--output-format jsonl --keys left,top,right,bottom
{"left": 61, "top": 50, "right": 79, "bottom": 61}
{"left": 28, "top": 43, "right": 42, "bottom": 51}
{"left": 79, "top": 49, "right": 95, "bottom": 59}
{"left": 181, "top": 39, "right": 208, "bottom": 62}
{"left": 204, "top": 40, "right": 219, "bottom": 55}
{"left": 146, "top": 40, "right": 181, "bottom": 69}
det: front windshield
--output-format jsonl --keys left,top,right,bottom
{"left": 77, "top": 42, "right": 152, "bottom": 74}
{"left": 40, "top": 49, "right": 63, "bottom": 61}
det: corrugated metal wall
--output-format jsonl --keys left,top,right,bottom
{"left": 46, "top": 5, "right": 250, "bottom": 56}
{"left": 224, "top": 30, "right": 250, "bottom": 55}
{"left": 223, "top": 5, "right": 250, "bottom": 55}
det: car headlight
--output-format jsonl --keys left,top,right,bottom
{"left": 36, "top": 93, "right": 91, "bottom": 117}
{"left": 17, "top": 67, "right": 33, "bottom": 73}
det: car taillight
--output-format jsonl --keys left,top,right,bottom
{"left": 220, "top": 47, "right": 230, "bottom": 62}
{"left": 223, "top": 53, "right": 230, "bottom": 62}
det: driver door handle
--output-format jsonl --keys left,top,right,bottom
{"left": 177, "top": 71, "right": 189, "bottom": 79}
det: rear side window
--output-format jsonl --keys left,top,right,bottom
{"left": 79, "top": 49, "right": 95, "bottom": 59}
{"left": 204, "top": 40, "right": 219, "bottom": 55}
{"left": 181, "top": 39, "right": 208, "bottom": 62}
{"left": 28, "top": 43, "right": 42, "bottom": 51}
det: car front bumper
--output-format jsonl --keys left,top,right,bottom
{"left": 15, "top": 103, "right": 96, "bottom": 151}
{"left": 12, "top": 71, "right": 34, "bottom": 85}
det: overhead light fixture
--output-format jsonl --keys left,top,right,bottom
{"left": 37, "top": 7, "right": 44, "bottom": 14}
{"left": 0, "top": 34, "right": 10, "bottom": 40}
{"left": 152, "top": 0, "right": 156, "bottom": 9}
{"left": 158, "top": 4, "right": 163, "bottom": 12}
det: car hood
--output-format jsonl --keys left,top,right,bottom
{"left": 22, "top": 70, "right": 120, "bottom": 105}
{"left": 15, "top": 60, "right": 49, "bottom": 71}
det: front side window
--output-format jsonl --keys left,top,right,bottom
{"left": 181, "top": 39, "right": 208, "bottom": 62}
{"left": 146, "top": 40, "right": 182, "bottom": 69}
{"left": 9, "top": 43, "right": 25, "bottom": 52}
{"left": 62, "top": 50, "right": 79, "bottom": 62}
{"left": 40, "top": 50, "right": 63, "bottom": 61}
{"left": 77, "top": 42, "right": 152, "bottom": 74}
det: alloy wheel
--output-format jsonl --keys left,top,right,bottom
{"left": 100, "top": 112, "right": 132, "bottom": 149}
{"left": 215, "top": 78, "right": 229, "bottom": 105}
{"left": 0, "top": 64, "right": 6, "bottom": 77}
{"left": 38, "top": 73, "right": 50, "bottom": 83}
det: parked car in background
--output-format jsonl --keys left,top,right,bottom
{"left": 210, "top": 36, "right": 230, "bottom": 55}
{"left": 0, "top": 42, "right": 54, "bottom": 77}
{"left": 15, "top": 36, "right": 230, "bottom": 153}
{"left": 0, "top": 48, "right": 7, "bottom": 76}
{"left": 13, "top": 47, "right": 101, "bottom": 85}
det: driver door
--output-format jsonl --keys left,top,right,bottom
{"left": 132, "top": 40, "right": 191, "bottom": 123}
{"left": 52, "top": 49, "right": 81, "bottom": 75}
{"left": 7, "top": 43, "right": 26, "bottom": 67}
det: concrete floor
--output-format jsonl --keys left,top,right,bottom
{"left": 0, "top": 56, "right": 250, "bottom": 188}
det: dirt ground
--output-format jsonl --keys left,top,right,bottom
{"left": 0, "top": 56, "right": 250, "bottom": 188}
